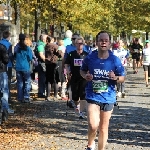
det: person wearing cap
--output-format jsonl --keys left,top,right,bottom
{"left": 14, "top": 33, "right": 33, "bottom": 103}
{"left": 112, "top": 42, "right": 119, "bottom": 51}
{"left": 141, "top": 40, "right": 150, "bottom": 87}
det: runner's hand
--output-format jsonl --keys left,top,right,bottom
{"left": 84, "top": 71, "right": 93, "bottom": 81}
{"left": 109, "top": 71, "right": 117, "bottom": 80}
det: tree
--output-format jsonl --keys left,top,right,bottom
{"left": 1, "top": 0, "right": 150, "bottom": 38}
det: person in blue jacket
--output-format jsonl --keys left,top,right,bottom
{"left": 14, "top": 33, "right": 33, "bottom": 103}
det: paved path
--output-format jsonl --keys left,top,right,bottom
{"left": 0, "top": 67, "right": 150, "bottom": 150}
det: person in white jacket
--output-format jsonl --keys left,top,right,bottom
{"left": 113, "top": 40, "right": 129, "bottom": 98}
{"left": 141, "top": 40, "right": 150, "bottom": 87}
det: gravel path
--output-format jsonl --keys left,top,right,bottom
{"left": 0, "top": 67, "right": 150, "bottom": 150}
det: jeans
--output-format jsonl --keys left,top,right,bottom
{"left": 38, "top": 64, "right": 46, "bottom": 95}
{"left": 7, "top": 67, "right": 12, "bottom": 102}
{"left": 0, "top": 72, "right": 9, "bottom": 110}
{"left": 16, "top": 71, "right": 31, "bottom": 101}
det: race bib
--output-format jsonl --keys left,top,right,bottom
{"left": 74, "top": 59, "right": 83, "bottom": 66}
{"left": 134, "top": 49, "right": 139, "bottom": 52}
{"left": 92, "top": 80, "right": 108, "bottom": 93}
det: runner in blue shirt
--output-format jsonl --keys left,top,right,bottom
{"left": 80, "top": 31, "right": 125, "bottom": 150}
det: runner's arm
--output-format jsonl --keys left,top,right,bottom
{"left": 115, "top": 76, "right": 125, "bottom": 83}
{"left": 80, "top": 70, "right": 87, "bottom": 79}
{"left": 109, "top": 70, "right": 125, "bottom": 83}
{"left": 64, "top": 64, "right": 71, "bottom": 75}
{"left": 64, "top": 53, "right": 71, "bottom": 76}
{"left": 140, "top": 51, "right": 144, "bottom": 64}
{"left": 114, "top": 57, "right": 125, "bottom": 83}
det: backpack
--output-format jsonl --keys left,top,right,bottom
{"left": 0, "top": 43, "right": 9, "bottom": 70}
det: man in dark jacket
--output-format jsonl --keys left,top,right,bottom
{"left": 0, "top": 30, "right": 14, "bottom": 124}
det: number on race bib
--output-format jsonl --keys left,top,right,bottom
{"left": 92, "top": 80, "right": 108, "bottom": 93}
{"left": 74, "top": 59, "right": 83, "bottom": 66}
{"left": 134, "top": 49, "right": 138, "bottom": 53}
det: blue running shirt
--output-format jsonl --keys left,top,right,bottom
{"left": 80, "top": 51, "right": 125, "bottom": 103}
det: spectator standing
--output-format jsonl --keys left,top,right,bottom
{"left": 14, "top": 33, "right": 33, "bottom": 103}
{"left": 37, "top": 34, "right": 47, "bottom": 98}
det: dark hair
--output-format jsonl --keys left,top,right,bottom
{"left": 18, "top": 33, "right": 27, "bottom": 51}
{"left": 96, "top": 31, "right": 111, "bottom": 42}
{"left": 39, "top": 34, "right": 46, "bottom": 42}
{"left": 46, "top": 36, "right": 53, "bottom": 43}
{"left": 3, "top": 30, "right": 11, "bottom": 39}
{"left": 54, "top": 37, "right": 57, "bottom": 42}
{"left": 72, "top": 33, "right": 80, "bottom": 37}
{"left": 45, "top": 43, "right": 58, "bottom": 56}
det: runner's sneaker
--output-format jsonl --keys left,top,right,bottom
{"left": 134, "top": 70, "right": 138, "bottom": 74}
{"left": 45, "top": 97, "right": 52, "bottom": 101}
{"left": 117, "top": 92, "right": 122, "bottom": 98}
{"left": 61, "top": 97, "right": 68, "bottom": 100}
{"left": 122, "top": 92, "right": 126, "bottom": 98}
{"left": 53, "top": 97, "right": 58, "bottom": 101}
{"left": 86, "top": 141, "right": 95, "bottom": 150}
{"left": 67, "top": 100, "right": 75, "bottom": 108}
{"left": 8, "top": 108, "right": 14, "bottom": 114}
{"left": 2, "top": 109, "right": 8, "bottom": 122}
{"left": 24, "top": 98, "right": 32, "bottom": 103}
{"left": 56, "top": 94, "right": 61, "bottom": 100}
{"left": 79, "top": 112, "right": 85, "bottom": 119}
{"left": 75, "top": 104, "right": 80, "bottom": 114}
